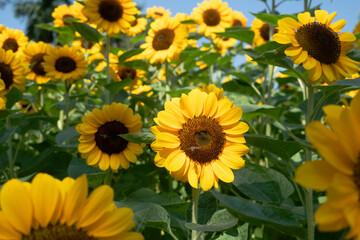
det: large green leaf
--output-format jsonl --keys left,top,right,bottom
{"left": 216, "top": 27, "right": 254, "bottom": 45}
{"left": 119, "top": 132, "right": 155, "bottom": 144}
{"left": 56, "top": 126, "right": 80, "bottom": 146}
{"left": 197, "top": 191, "right": 218, "bottom": 225}
{"left": 212, "top": 223, "right": 248, "bottom": 240}
{"left": 233, "top": 163, "right": 294, "bottom": 204}
{"left": 117, "top": 48, "right": 145, "bottom": 63}
{"left": 67, "top": 157, "right": 103, "bottom": 178}
{"left": 245, "top": 134, "right": 302, "bottom": 161}
{"left": 5, "top": 87, "right": 22, "bottom": 108}
{"left": 210, "top": 191, "right": 306, "bottom": 239}
{"left": 104, "top": 78, "right": 133, "bottom": 94}
{"left": 0, "top": 126, "right": 17, "bottom": 143}
{"left": 73, "top": 22, "right": 104, "bottom": 43}
{"left": 251, "top": 13, "right": 296, "bottom": 26}
{"left": 240, "top": 104, "right": 285, "bottom": 121}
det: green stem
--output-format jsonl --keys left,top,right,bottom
{"left": 6, "top": 116, "right": 15, "bottom": 178}
{"left": 103, "top": 169, "right": 113, "bottom": 185}
{"left": 105, "top": 34, "right": 111, "bottom": 104}
{"left": 39, "top": 87, "right": 45, "bottom": 142}
{"left": 304, "top": 0, "right": 309, "bottom": 11}
{"left": 191, "top": 187, "right": 201, "bottom": 240}
{"left": 64, "top": 81, "right": 71, "bottom": 129}
{"left": 209, "top": 64, "right": 214, "bottom": 84}
{"left": 165, "top": 61, "right": 171, "bottom": 101}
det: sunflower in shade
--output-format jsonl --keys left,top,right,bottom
{"left": 111, "top": 65, "right": 146, "bottom": 92}
{"left": 0, "top": 28, "right": 28, "bottom": 54}
{"left": 42, "top": 45, "right": 87, "bottom": 83}
{"left": 273, "top": 10, "right": 359, "bottom": 84}
{"left": 250, "top": 18, "right": 274, "bottom": 47}
{"left": 191, "top": 0, "right": 232, "bottom": 38}
{"left": 151, "top": 89, "right": 249, "bottom": 191}
{"left": 231, "top": 11, "right": 247, "bottom": 27}
{"left": 0, "top": 173, "right": 144, "bottom": 240}
{"left": 0, "top": 48, "right": 26, "bottom": 94}
{"left": 140, "top": 15, "right": 188, "bottom": 64}
{"left": 83, "top": 0, "right": 139, "bottom": 36}
{"left": 76, "top": 102, "right": 145, "bottom": 171}
{"left": 354, "top": 20, "right": 360, "bottom": 49}
{"left": 23, "top": 41, "right": 52, "bottom": 84}
{"left": 125, "top": 17, "right": 148, "bottom": 37}
{"left": 146, "top": 6, "right": 171, "bottom": 19}
{"left": 176, "top": 13, "right": 198, "bottom": 48}
{"left": 52, "top": 2, "right": 87, "bottom": 27}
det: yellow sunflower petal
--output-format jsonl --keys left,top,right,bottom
{"left": 211, "top": 160, "right": 234, "bottom": 183}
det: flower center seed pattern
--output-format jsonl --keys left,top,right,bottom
{"left": 55, "top": 57, "right": 77, "bottom": 73}
{"left": 3, "top": 38, "right": 19, "bottom": 52}
{"left": 30, "top": 53, "right": 46, "bottom": 76}
{"left": 353, "top": 158, "right": 360, "bottom": 192}
{"left": 95, "top": 120, "right": 129, "bottom": 154}
{"left": 117, "top": 66, "right": 136, "bottom": 80}
{"left": 22, "top": 224, "right": 95, "bottom": 240}
{"left": 203, "top": 9, "right": 221, "bottom": 26}
{"left": 0, "top": 62, "right": 13, "bottom": 89}
{"left": 98, "top": 0, "right": 123, "bottom": 22}
{"left": 295, "top": 22, "right": 341, "bottom": 64}
{"left": 179, "top": 116, "right": 225, "bottom": 164}
{"left": 152, "top": 29, "right": 175, "bottom": 50}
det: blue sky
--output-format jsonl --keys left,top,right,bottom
{"left": 0, "top": 0, "right": 359, "bottom": 33}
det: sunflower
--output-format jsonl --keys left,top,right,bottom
{"left": 176, "top": 13, "right": 198, "bottom": 47}
{"left": 0, "top": 28, "right": 28, "bottom": 54}
{"left": 125, "top": 17, "right": 148, "bottom": 37}
{"left": 0, "top": 172, "right": 144, "bottom": 240}
{"left": 140, "top": 15, "right": 188, "bottom": 64}
{"left": 83, "top": 0, "right": 139, "bottom": 36}
{"left": 23, "top": 41, "right": 52, "bottom": 84}
{"left": 295, "top": 92, "right": 360, "bottom": 236}
{"left": 196, "top": 83, "right": 224, "bottom": 100}
{"left": 0, "top": 96, "right": 5, "bottom": 109}
{"left": 0, "top": 48, "right": 26, "bottom": 94}
{"left": 213, "top": 36, "right": 236, "bottom": 55}
{"left": 52, "top": 2, "right": 87, "bottom": 27}
{"left": 146, "top": 6, "right": 171, "bottom": 19}
{"left": 273, "top": 10, "right": 359, "bottom": 84}
{"left": 151, "top": 89, "right": 249, "bottom": 191}
{"left": 354, "top": 20, "right": 360, "bottom": 49}
{"left": 231, "top": 11, "right": 247, "bottom": 28}
{"left": 42, "top": 45, "right": 87, "bottom": 83}
{"left": 191, "top": 0, "right": 232, "bottom": 38}
{"left": 111, "top": 65, "right": 146, "bottom": 91}
{"left": 0, "top": 25, "right": 5, "bottom": 33}
{"left": 76, "top": 102, "right": 144, "bottom": 171}
{"left": 250, "top": 18, "right": 274, "bottom": 47}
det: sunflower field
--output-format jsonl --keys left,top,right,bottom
{"left": 0, "top": 0, "right": 360, "bottom": 239}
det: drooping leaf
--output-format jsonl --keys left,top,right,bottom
{"left": 5, "top": 87, "right": 22, "bottom": 108}
{"left": 55, "top": 126, "right": 80, "bottom": 146}
{"left": 0, "top": 126, "right": 17, "bottom": 143}
{"left": 67, "top": 157, "right": 103, "bottom": 178}
{"left": 104, "top": 78, "right": 134, "bottom": 94}
{"left": 117, "top": 48, "right": 145, "bottom": 63}
{"left": 251, "top": 13, "right": 296, "bottom": 26}
{"left": 240, "top": 104, "right": 285, "bottom": 121}
{"left": 216, "top": 27, "right": 254, "bottom": 45}
{"left": 213, "top": 223, "right": 248, "bottom": 240}
{"left": 73, "top": 22, "right": 104, "bottom": 43}
{"left": 119, "top": 132, "right": 155, "bottom": 144}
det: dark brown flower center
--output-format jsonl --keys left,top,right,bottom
{"left": 354, "top": 158, "right": 360, "bottom": 192}
{"left": 30, "top": 53, "right": 46, "bottom": 76}
{"left": 178, "top": 116, "right": 226, "bottom": 164}
{"left": 130, "top": 19, "right": 138, "bottom": 27}
{"left": 55, "top": 57, "right": 77, "bottom": 73}
{"left": 95, "top": 120, "right": 129, "bottom": 155}
{"left": 154, "top": 12, "right": 163, "bottom": 17}
{"left": 117, "top": 66, "right": 136, "bottom": 80}
{"left": 260, "top": 23, "right": 270, "bottom": 41}
{"left": 152, "top": 29, "right": 175, "bottom": 51}
{"left": 3, "top": 38, "right": 19, "bottom": 52}
{"left": 0, "top": 62, "right": 13, "bottom": 89}
{"left": 295, "top": 22, "right": 341, "bottom": 64}
{"left": 22, "top": 224, "right": 95, "bottom": 240}
{"left": 203, "top": 9, "right": 221, "bottom": 26}
{"left": 98, "top": 0, "right": 123, "bottom": 22}
{"left": 232, "top": 19, "right": 244, "bottom": 27}
{"left": 63, "top": 14, "right": 75, "bottom": 26}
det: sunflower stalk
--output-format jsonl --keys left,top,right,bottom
{"left": 105, "top": 34, "right": 112, "bottom": 105}
{"left": 64, "top": 81, "right": 71, "bottom": 129}
{"left": 104, "top": 169, "right": 113, "bottom": 186}
{"left": 6, "top": 116, "right": 15, "bottom": 179}
{"left": 165, "top": 61, "right": 171, "bottom": 101}
{"left": 39, "top": 86, "right": 45, "bottom": 142}
{"left": 191, "top": 187, "right": 202, "bottom": 240}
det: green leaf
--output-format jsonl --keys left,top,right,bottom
{"left": 17, "top": 147, "right": 56, "bottom": 177}
{"left": 216, "top": 27, "right": 254, "bottom": 45}
{"left": 5, "top": 87, "right": 22, "bottom": 108}
{"left": 245, "top": 134, "right": 302, "bottom": 161}
{"left": 73, "top": 22, "right": 104, "bottom": 43}
{"left": 233, "top": 163, "right": 294, "bottom": 204}
{"left": 56, "top": 126, "right": 80, "bottom": 146}
{"left": 0, "top": 110, "right": 19, "bottom": 120}
{"left": 213, "top": 223, "right": 248, "bottom": 240}
{"left": 119, "top": 132, "right": 155, "bottom": 144}
{"left": 0, "top": 127, "right": 17, "bottom": 143}
{"left": 58, "top": 31, "right": 75, "bottom": 45}
{"left": 120, "top": 59, "right": 149, "bottom": 71}
{"left": 240, "top": 104, "right": 285, "bottom": 121}
{"left": 67, "top": 157, "right": 103, "bottom": 178}
{"left": 186, "top": 209, "right": 238, "bottom": 232}
{"left": 251, "top": 13, "right": 296, "bottom": 26}
{"left": 197, "top": 191, "right": 218, "bottom": 224}
{"left": 210, "top": 191, "right": 306, "bottom": 239}
{"left": 166, "top": 87, "right": 193, "bottom": 97}
{"left": 117, "top": 48, "right": 145, "bottom": 63}
{"left": 314, "top": 77, "right": 360, "bottom": 94}
{"left": 201, "top": 52, "right": 221, "bottom": 66}
{"left": 104, "top": 78, "right": 133, "bottom": 94}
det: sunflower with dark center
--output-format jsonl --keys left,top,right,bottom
{"left": 0, "top": 28, "right": 28, "bottom": 54}
{"left": 250, "top": 18, "right": 274, "bottom": 47}
{"left": 191, "top": 0, "right": 232, "bottom": 38}
{"left": 273, "top": 10, "right": 359, "bottom": 84}
{"left": 0, "top": 48, "right": 26, "bottom": 95}
{"left": 125, "top": 17, "right": 147, "bottom": 37}
{"left": 0, "top": 173, "right": 144, "bottom": 240}
{"left": 76, "top": 102, "right": 145, "bottom": 171}
{"left": 295, "top": 92, "right": 360, "bottom": 236}
{"left": 213, "top": 35, "right": 237, "bottom": 55}
{"left": 23, "top": 41, "right": 52, "bottom": 84}
{"left": 151, "top": 89, "right": 249, "bottom": 191}
{"left": 52, "top": 2, "right": 86, "bottom": 27}
{"left": 83, "top": 0, "right": 139, "bottom": 36}
{"left": 112, "top": 65, "right": 146, "bottom": 91}
{"left": 146, "top": 6, "right": 171, "bottom": 19}
{"left": 42, "top": 45, "right": 86, "bottom": 83}
{"left": 231, "top": 11, "right": 247, "bottom": 28}
{"left": 141, "top": 15, "right": 188, "bottom": 64}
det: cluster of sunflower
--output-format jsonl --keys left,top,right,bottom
{"left": 0, "top": 0, "right": 360, "bottom": 239}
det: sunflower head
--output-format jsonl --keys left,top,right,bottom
{"left": 353, "top": 20, "right": 360, "bottom": 49}
{"left": 191, "top": 0, "right": 232, "bottom": 38}
{"left": 0, "top": 28, "right": 28, "bottom": 54}
{"left": 273, "top": 10, "right": 359, "bottom": 84}
{"left": 196, "top": 83, "right": 224, "bottom": 100}
{"left": 140, "top": 15, "right": 189, "bottom": 64}
{"left": 42, "top": 45, "right": 87, "bottom": 83}
{"left": 125, "top": 17, "right": 148, "bottom": 37}
{"left": 146, "top": 6, "right": 171, "bottom": 19}
{"left": 76, "top": 102, "right": 144, "bottom": 171}
{"left": 151, "top": 89, "right": 249, "bottom": 191}
{"left": 83, "top": 0, "right": 140, "bottom": 36}
{"left": 231, "top": 11, "right": 247, "bottom": 27}
{"left": 0, "top": 173, "right": 144, "bottom": 240}
{"left": 52, "top": 2, "right": 86, "bottom": 27}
